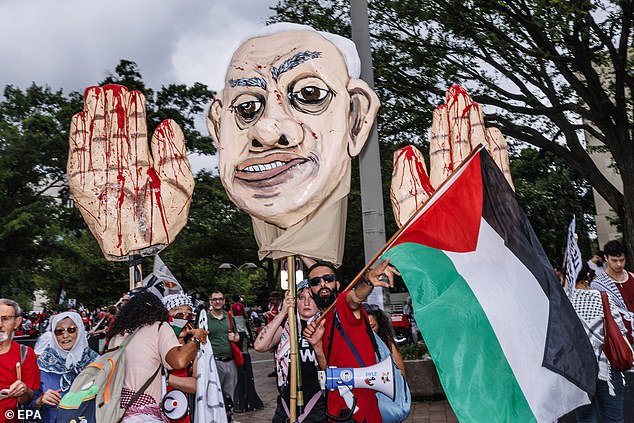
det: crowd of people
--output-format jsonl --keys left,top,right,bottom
{"left": 565, "top": 239, "right": 634, "bottom": 422}
{"left": 1, "top": 239, "right": 633, "bottom": 422}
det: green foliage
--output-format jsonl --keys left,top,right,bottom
{"left": 271, "top": 0, "right": 634, "bottom": 262}
{"left": 400, "top": 342, "right": 429, "bottom": 360}
{"left": 511, "top": 148, "right": 596, "bottom": 264}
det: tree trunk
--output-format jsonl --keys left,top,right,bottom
{"left": 620, "top": 167, "right": 634, "bottom": 268}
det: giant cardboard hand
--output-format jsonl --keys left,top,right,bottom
{"left": 68, "top": 85, "right": 194, "bottom": 260}
{"left": 390, "top": 85, "right": 513, "bottom": 227}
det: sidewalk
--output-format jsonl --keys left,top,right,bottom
{"left": 235, "top": 349, "right": 457, "bottom": 423}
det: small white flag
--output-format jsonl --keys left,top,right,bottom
{"left": 565, "top": 216, "right": 583, "bottom": 296}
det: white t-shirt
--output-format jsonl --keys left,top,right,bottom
{"left": 587, "top": 259, "right": 606, "bottom": 275}
{"left": 110, "top": 321, "right": 181, "bottom": 404}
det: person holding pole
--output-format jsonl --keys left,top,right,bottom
{"left": 304, "top": 261, "right": 396, "bottom": 423}
{"left": 255, "top": 280, "right": 326, "bottom": 423}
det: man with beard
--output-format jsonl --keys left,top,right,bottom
{"left": 304, "top": 261, "right": 396, "bottom": 423}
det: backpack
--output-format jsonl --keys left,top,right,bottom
{"left": 57, "top": 329, "right": 159, "bottom": 423}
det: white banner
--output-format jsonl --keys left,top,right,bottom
{"left": 565, "top": 216, "right": 583, "bottom": 296}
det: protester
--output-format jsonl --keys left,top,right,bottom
{"left": 264, "top": 292, "right": 282, "bottom": 325}
{"left": 570, "top": 265, "right": 628, "bottom": 422}
{"left": 587, "top": 250, "right": 607, "bottom": 276}
{"left": 107, "top": 291, "right": 207, "bottom": 423}
{"left": 79, "top": 310, "right": 91, "bottom": 330}
{"left": 363, "top": 304, "right": 406, "bottom": 377}
{"left": 32, "top": 311, "right": 99, "bottom": 422}
{"left": 163, "top": 293, "right": 198, "bottom": 423}
{"left": 254, "top": 280, "right": 326, "bottom": 423}
{"left": 0, "top": 298, "right": 40, "bottom": 422}
{"left": 231, "top": 295, "right": 249, "bottom": 350}
{"left": 207, "top": 290, "right": 240, "bottom": 405}
{"left": 304, "top": 260, "right": 396, "bottom": 423}
{"left": 89, "top": 305, "right": 117, "bottom": 354}
{"left": 590, "top": 240, "right": 634, "bottom": 343}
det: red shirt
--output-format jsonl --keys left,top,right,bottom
{"left": 0, "top": 342, "right": 40, "bottom": 422}
{"left": 615, "top": 272, "right": 634, "bottom": 342}
{"left": 322, "top": 292, "right": 380, "bottom": 423}
{"left": 231, "top": 302, "right": 246, "bottom": 317}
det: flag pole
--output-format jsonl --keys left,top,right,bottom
{"left": 313, "top": 145, "right": 486, "bottom": 326}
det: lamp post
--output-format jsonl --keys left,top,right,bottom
{"left": 218, "top": 262, "right": 257, "bottom": 295}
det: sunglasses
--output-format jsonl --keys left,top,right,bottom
{"left": 54, "top": 326, "right": 78, "bottom": 336}
{"left": 173, "top": 312, "right": 196, "bottom": 321}
{"left": 308, "top": 274, "right": 337, "bottom": 287}
{"left": 210, "top": 298, "right": 225, "bottom": 302}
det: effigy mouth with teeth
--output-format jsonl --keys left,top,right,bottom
{"left": 235, "top": 152, "right": 315, "bottom": 188}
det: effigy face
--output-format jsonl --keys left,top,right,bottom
{"left": 208, "top": 29, "right": 379, "bottom": 229}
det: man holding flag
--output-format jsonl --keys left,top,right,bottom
{"left": 304, "top": 261, "right": 395, "bottom": 423}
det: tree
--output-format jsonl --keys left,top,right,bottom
{"left": 0, "top": 84, "right": 82, "bottom": 306}
{"left": 270, "top": 0, "right": 634, "bottom": 263}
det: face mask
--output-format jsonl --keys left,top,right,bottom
{"left": 170, "top": 318, "right": 189, "bottom": 336}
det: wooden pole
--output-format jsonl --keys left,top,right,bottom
{"left": 287, "top": 256, "right": 299, "bottom": 422}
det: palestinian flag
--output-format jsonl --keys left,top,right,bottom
{"left": 382, "top": 147, "right": 596, "bottom": 422}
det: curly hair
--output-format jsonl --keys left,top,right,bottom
{"left": 363, "top": 304, "right": 397, "bottom": 349}
{"left": 106, "top": 292, "right": 168, "bottom": 340}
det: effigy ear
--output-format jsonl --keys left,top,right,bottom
{"left": 346, "top": 78, "right": 380, "bottom": 157}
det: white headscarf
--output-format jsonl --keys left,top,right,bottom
{"left": 49, "top": 311, "right": 90, "bottom": 369}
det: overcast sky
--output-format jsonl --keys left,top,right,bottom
{"left": 0, "top": 0, "right": 279, "bottom": 171}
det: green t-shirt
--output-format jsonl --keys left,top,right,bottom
{"left": 207, "top": 311, "right": 235, "bottom": 359}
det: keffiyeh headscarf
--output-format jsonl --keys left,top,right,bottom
{"left": 37, "top": 312, "right": 98, "bottom": 392}
{"left": 162, "top": 293, "right": 193, "bottom": 311}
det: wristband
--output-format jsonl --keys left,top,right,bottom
{"left": 193, "top": 338, "right": 201, "bottom": 348}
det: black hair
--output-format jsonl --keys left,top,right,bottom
{"left": 576, "top": 263, "right": 596, "bottom": 284}
{"left": 106, "top": 292, "right": 168, "bottom": 340}
{"left": 603, "top": 240, "right": 625, "bottom": 258}
{"left": 307, "top": 261, "right": 337, "bottom": 277}
{"left": 363, "top": 303, "right": 397, "bottom": 349}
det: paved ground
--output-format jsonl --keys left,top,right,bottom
{"left": 234, "top": 348, "right": 457, "bottom": 423}
{"left": 235, "top": 349, "right": 634, "bottom": 423}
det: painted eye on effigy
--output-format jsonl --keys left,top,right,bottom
{"left": 231, "top": 94, "right": 264, "bottom": 126}
{"left": 288, "top": 78, "right": 333, "bottom": 114}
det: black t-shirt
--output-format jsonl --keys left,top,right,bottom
{"left": 279, "top": 319, "right": 322, "bottom": 400}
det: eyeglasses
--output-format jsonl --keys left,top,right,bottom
{"left": 0, "top": 315, "right": 17, "bottom": 323}
{"left": 54, "top": 326, "right": 78, "bottom": 336}
{"left": 173, "top": 312, "right": 196, "bottom": 321}
{"left": 308, "top": 274, "right": 336, "bottom": 287}
{"left": 210, "top": 298, "right": 225, "bottom": 302}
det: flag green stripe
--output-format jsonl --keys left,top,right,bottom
{"left": 383, "top": 242, "right": 536, "bottom": 423}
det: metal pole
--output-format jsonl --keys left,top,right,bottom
{"left": 236, "top": 268, "right": 241, "bottom": 296}
{"left": 350, "top": 0, "right": 388, "bottom": 308}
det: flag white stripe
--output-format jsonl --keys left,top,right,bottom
{"left": 446, "top": 220, "right": 589, "bottom": 422}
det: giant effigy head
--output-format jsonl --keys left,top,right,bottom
{"left": 207, "top": 23, "right": 380, "bottom": 231}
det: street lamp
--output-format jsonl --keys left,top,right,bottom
{"left": 219, "top": 262, "right": 257, "bottom": 295}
